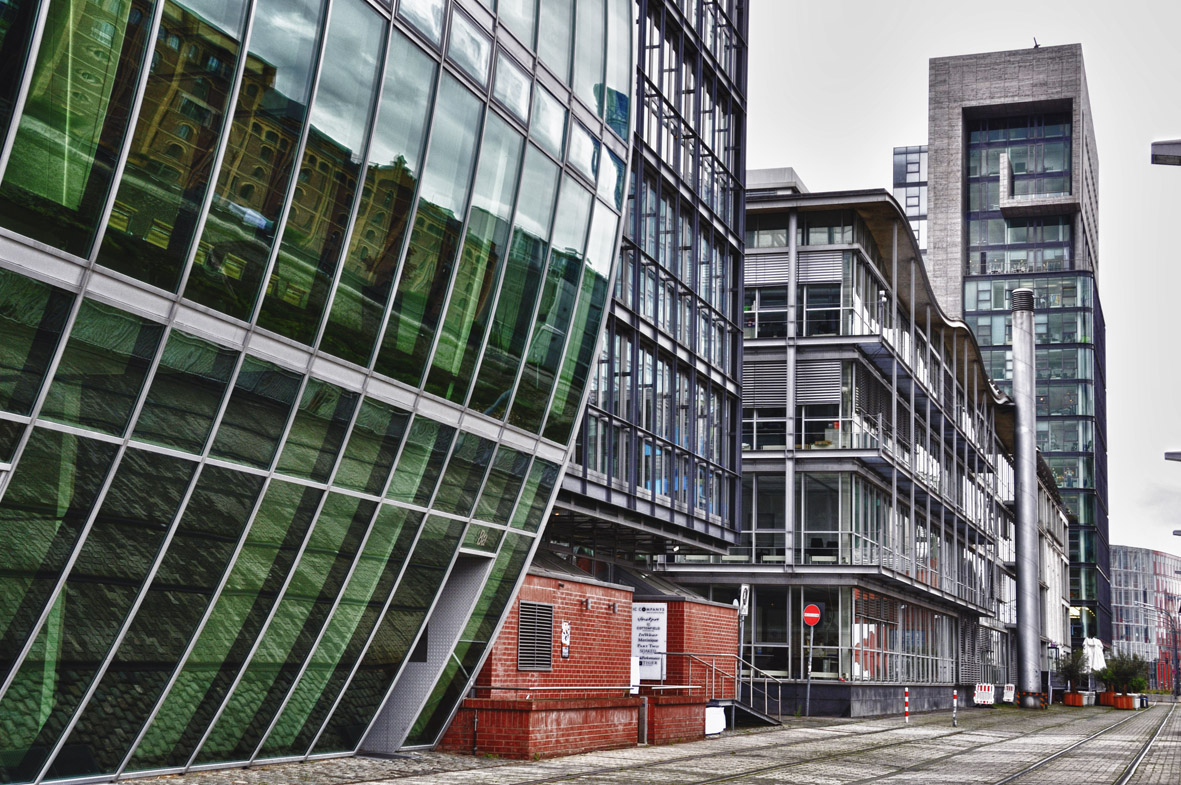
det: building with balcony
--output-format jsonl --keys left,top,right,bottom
{"left": 664, "top": 172, "right": 1070, "bottom": 714}
{"left": 1111, "top": 545, "right": 1181, "bottom": 693}
{"left": 925, "top": 44, "right": 1110, "bottom": 647}
{"left": 0, "top": 0, "right": 634, "bottom": 780}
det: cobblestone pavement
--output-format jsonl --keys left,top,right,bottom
{"left": 137, "top": 702, "right": 1181, "bottom": 785}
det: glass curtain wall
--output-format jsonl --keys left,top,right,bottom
{"left": 0, "top": 0, "right": 634, "bottom": 780}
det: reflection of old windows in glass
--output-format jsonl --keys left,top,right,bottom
{"left": 166, "top": 144, "right": 184, "bottom": 159}
{"left": 238, "top": 183, "right": 254, "bottom": 201}
{"left": 177, "top": 124, "right": 192, "bottom": 140}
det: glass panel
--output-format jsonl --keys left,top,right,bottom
{"left": 498, "top": 0, "right": 535, "bottom": 47}
{"left": 97, "top": 0, "right": 250, "bottom": 292}
{"left": 509, "top": 457, "right": 558, "bottom": 532}
{"left": 373, "top": 75, "right": 482, "bottom": 386}
{"left": 447, "top": 9, "right": 489, "bottom": 86}
{"left": 568, "top": 123, "right": 599, "bottom": 182}
{"left": 507, "top": 178, "right": 591, "bottom": 432}
{"left": 208, "top": 355, "right": 301, "bottom": 468}
{"left": 256, "top": 0, "right": 384, "bottom": 344}
{"left": 256, "top": 503, "right": 421, "bottom": 759}
{"left": 128, "top": 480, "right": 322, "bottom": 771}
{"left": 492, "top": 51, "right": 529, "bottom": 122}
{"left": 39, "top": 298, "right": 165, "bottom": 436}
{"left": 0, "top": 449, "right": 196, "bottom": 783}
{"left": 398, "top": 0, "right": 443, "bottom": 45}
{"left": 473, "top": 446, "right": 530, "bottom": 524}
{"left": 319, "top": 30, "right": 436, "bottom": 366}
{"left": 385, "top": 415, "right": 455, "bottom": 507}
{"left": 0, "top": 268, "right": 73, "bottom": 416}
{"left": 0, "top": 430, "right": 119, "bottom": 680}
{"left": 432, "top": 432, "right": 495, "bottom": 516}
{"left": 334, "top": 397, "right": 410, "bottom": 495}
{"left": 56, "top": 466, "right": 264, "bottom": 778}
{"left": 406, "top": 531, "right": 530, "bottom": 745}
{"left": 597, "top": 149, "right": 624, "bottom": 210}
{"left": 530, "top": 87, "right": 565, "bottom": 159}
{"left": 424, "top": 113, "right": 523, "bottom": 403}
{"left": 0, "top": 0, "right": 157, "bottom": 255}
{"left": 313, "top": 514, "right": 464, "bottom": 754}
{"left": 194, "top": 493, "right": 375, "bottom": 764}
{"left": 573, "top": 0, "right": 603, "bottom": 115}
{"left": 275, "top": 379, "right": 358, "bottom": 482}
{"left": 184, "top": 0, "right": 325, "bottom": 321}
{"left": 543, "top": 201, "right": 616, "bottom": 443}
{"left": 468, "top": 146, "right": 558, "bottom": 418}
{"left": 603, "top": 0, "right": 631, "bottom": 137}
{"left": 132, "top": 329, "right": 237, "bottom": 453}
{"left": 0, "top": 0, "right": 41, "bottom": 152}
{"left": 537, "top": 0, "right": 571, "bottom": 84}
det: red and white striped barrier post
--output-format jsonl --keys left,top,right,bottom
{"left": 905, "top": 686, "right": 910, "bottom": 724}
{"left": 953, "top": 689, "right": 958, "bottom": 727}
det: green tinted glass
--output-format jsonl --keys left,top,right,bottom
{"left": 275, "top": 379, "right": 358, "bottom": 482}
{"left": 209, "top": 355, "right": 301, "bottom": 468}
{"left": 0, "top": 0, "right": 157, "bottom": 255}
{"left": 133, "top": 329, "right": 237, "bottom": 453}
{"left": 432, "top": 431, "right": 495, "bottom": 516}
{"left": 385, "top": 416, "right": 455, "bottom": 507}
{"left": 184, "top": 0, "right": 325, "bottom": 320}
{"left": 0, "top": 268, "right": 73, "bottom": 416}
{"left": 510, "top": 458, "right": 559, "bottom": 532}
{"left": 257, "top": 0, "right": 384, "bottom": 344}
{"left": 374, "top": 75, "right": 483, "bottom": 386}
{"left": 320, "top": 30, "right": 436, "bottom": 366}
{"left": 97, "top": 0, "right": 250, "bottom": 291}
{"left": 333, "top": 397, "right": 410, "bottom": 495}
{"left": 473, "top": 446, "right": 530, "bottom": 524}
{"left": 0, "top": 0, "right": 41, "bottom": 153}
{"left": 39, "top": 298, "right": 165, "bottom": 436}
{"left": 129, "top": 480, "right": 322, "bottom": 771}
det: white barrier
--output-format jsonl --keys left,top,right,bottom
{"left": 974, "top": 683, "right": 995, "bottom": 705}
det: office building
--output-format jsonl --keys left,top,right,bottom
{"left": 926, "top": 44, "right": 1110, "bottom": 646}
{"left": 665, "top": 173, "right": 1070, "bottom": 715}
{"left": 549, "top": 1, "right": 746, "bottom": 565}
{"left": 0, "top": 0, "right": 633, "bottom": 780}
{"left": 891, "top": 145, "right": 927, "bottom": 258}
{"left": 1111, "top": 545, "right": 1181, "bottom": 693}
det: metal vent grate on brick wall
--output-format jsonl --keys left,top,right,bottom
{"left": 517, "top": 601, "right": 554, "bottom": 671}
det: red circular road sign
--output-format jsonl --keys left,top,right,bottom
{"left": 803, "top": 604, "right": 821, "bottom": 626}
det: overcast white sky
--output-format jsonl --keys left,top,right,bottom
{"left": 746, "top": 0, "right": 1181, "bottom": 556}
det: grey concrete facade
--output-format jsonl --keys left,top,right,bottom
{"left": 927, "top": 44, "right": 1098, "bottom": 319}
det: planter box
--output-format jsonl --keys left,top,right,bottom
{"left": 1114, "top": 694, "right": 1139, "bottom": 710}
{"left": 1064, "top": 692, "right": 1084, "bottom": 706}
{"left": 1099, "top": 691, "right": 1116, "bottom": 706}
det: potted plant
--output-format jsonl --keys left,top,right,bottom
{"left": 1057, "top": 648, "right": 1089, "bottom": 706}
{"left": 1101, "top": 653, "right": 1149, "bottom": 710}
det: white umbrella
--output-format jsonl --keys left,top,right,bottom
{"left": 1083, "top": 637, "right": 1106, "bottom": 673}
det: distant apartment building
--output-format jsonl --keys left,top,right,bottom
{"left": 892, "top": 145, "right": 927, "bottom": 257}
{"left": 1111, "top": 545, "right": 1181, "bottom": 692}
{"left": 925, "top": 45, "right": 1110, "bottom": 646}
{"left": 662, "top": 171, "right": 1070, "bottom": 715}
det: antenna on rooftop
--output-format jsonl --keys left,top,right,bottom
{"left": 1033, "top": 37, "right": 1040, "bottom": 48}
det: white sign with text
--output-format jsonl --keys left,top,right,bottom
{"left": 632, "top": 603, "right": 668, "bottom": 680}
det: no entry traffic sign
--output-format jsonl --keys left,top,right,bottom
{"left": 803, "top": 603, "right": 821, "bottom": 626}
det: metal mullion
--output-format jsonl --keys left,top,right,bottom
{"left": 181, "top": 353, "right": 323, "bottom": 771}
{"left": 87, "top": 0, "right": 169, "bottom": 263}
{"left": 0, "top": 0, "right": 52, "bottom": 182}
{"left": 360, "top": 34, "right": 449, "bottom": 378}
{"left": 33, "top": 454, "right": 208, "bottom": 785}
{"left": 171, "top": 0, "right": 261, "bottom": 301}
{"left": 246, "top": 368, "right": 390, "bottom": 763}
{"left": 244, "top": 0, "right": 336, "bottom": 328}
{"left": 306, "top": 16, "right": 393, "bottom": 354}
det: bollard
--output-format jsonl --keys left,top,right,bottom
{"left": 905, "top": 686, "right": 910, "bottom": 724}
{"left": 953, "top": 689, "right": 958, "bottom": 727}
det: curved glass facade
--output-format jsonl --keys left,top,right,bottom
{"left": 0, "top": 0, "right": 633, "bottom": 780}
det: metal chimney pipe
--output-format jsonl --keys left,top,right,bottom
{"left": 1011, "top": 287, "right": 1040, "bottom": 708}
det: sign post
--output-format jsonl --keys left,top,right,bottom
{"left": 736, "top": 584, "right": 749, "bottom": 729}
{"left": 803, "top": 603, "right": 821, "bottom": 716}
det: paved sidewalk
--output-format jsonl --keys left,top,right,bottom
{"left": 137, "top": 704, "right": 1180, "bottom": 785}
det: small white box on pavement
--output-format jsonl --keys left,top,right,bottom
{"left": 705, "top": 706, "right": 725, "bottom": 735}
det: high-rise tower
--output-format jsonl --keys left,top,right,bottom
{"left": 926, "top": 44, "right": 1109, "bottom": 646}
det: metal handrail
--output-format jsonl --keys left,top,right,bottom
{"left": 655, "top": 652, "right": 788, "bottom": 717}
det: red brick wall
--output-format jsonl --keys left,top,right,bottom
{"left": 646, "top": 694, "right": 705, "bottom": 745}
{"left": 474, "top": 573, "right": 634, "bottom": 699}
{"left": 437, "top": 698, "right": 640, "bottom": 759}
{"left": 661, "top": 599, "right": 739, "bottom": 699}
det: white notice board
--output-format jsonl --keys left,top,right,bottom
{"left": 632, "top": 602, "right": 667, "bottom": 679}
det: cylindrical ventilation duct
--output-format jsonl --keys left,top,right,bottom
{"left": 1011, "top": 287, "right": 1041, "bottom": 707}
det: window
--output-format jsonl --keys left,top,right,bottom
{"left": 518, "top": 601, "right": 553, "bottom": 670}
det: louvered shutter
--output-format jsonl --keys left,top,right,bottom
{"left": 798, "top": 250, "right": 844, "bottom": 283}
{"left": 795, "top": 360, "right": 841, "bottom": 405}
{"left": 517, "top": 601, "right": 554, "bottom": 670}
{"left": 744, "top": 359, "right": 787, "bottom": 406}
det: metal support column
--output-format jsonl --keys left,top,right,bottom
{"left": 1012, "top": 288, "right": 1041, "bottom": 708}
